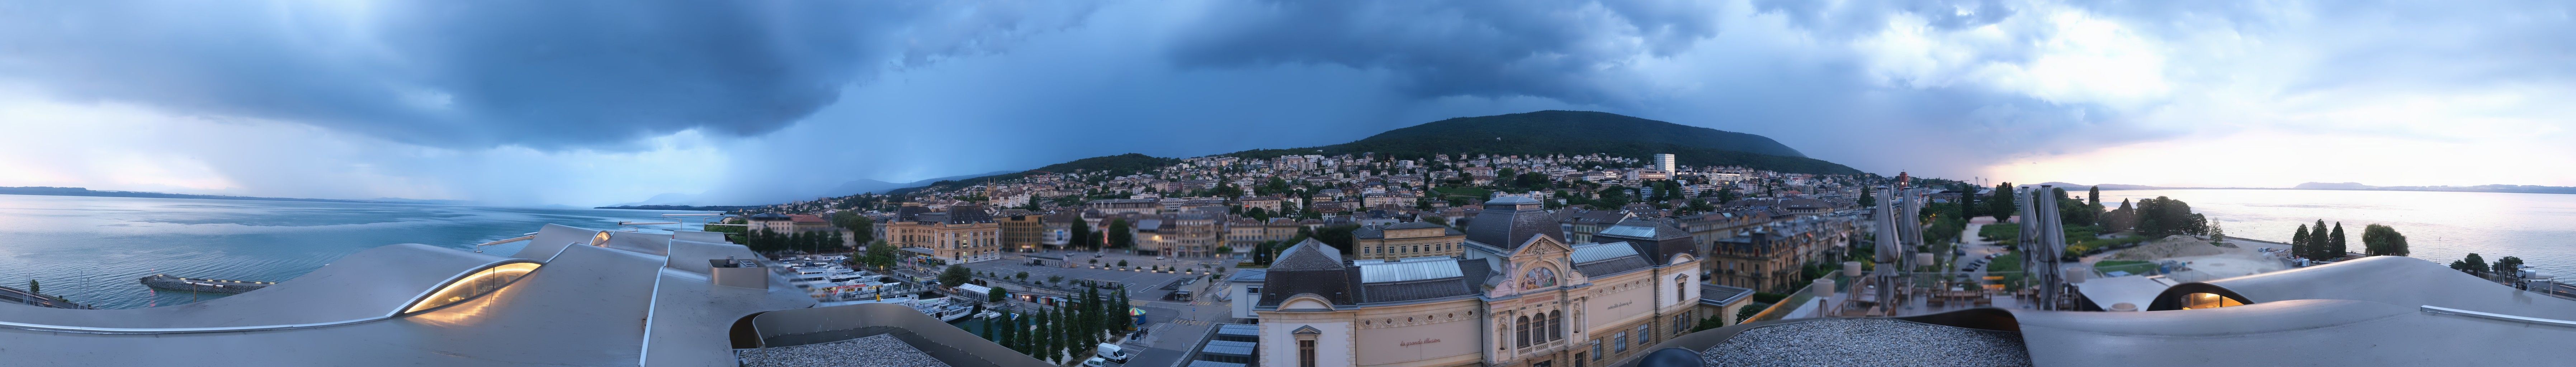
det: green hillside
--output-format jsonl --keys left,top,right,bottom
{"left": 1228, "top": 110, "right": 1859, "bottom": 175}
{"left": 886, "top": 153, "right": 1178, "bottom": 196}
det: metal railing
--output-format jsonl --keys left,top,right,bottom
{"left": 2421, "top": 305, "right": 2576, "bottom": 328}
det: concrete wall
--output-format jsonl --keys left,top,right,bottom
{"left": 1352, "top": 302, "right": 1482, "bottom": 366}
{"left": 1258, "top": 318, "right": 1354, "bottom": 367}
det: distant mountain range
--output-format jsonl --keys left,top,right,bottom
{"left": 1223, "top": 110, "right": 1859, "bottom": 175}
{"left": 0, "top": 186, "right": 466, "bottom": 205}
{"left": 615, "top": 170, "right": 1020, "bottom": 207}
{"left": 2028, "top": 182, "right": 2576, "bottom": 195}
{"left": 648, "top": 110, "right": 1858, "bottom": 206}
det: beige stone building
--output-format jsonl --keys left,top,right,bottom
{"left": 1353, "top": 221, "right": 1465, "bottom": 260}
{"left": 881, "top": 205, "right": 1002, "bottom": 263}
{"left": 1255, "top": 196, "right": 1703, "bottom": 367}
{"left": 1000, "top": 213, "right": 1045, "bottom": 253}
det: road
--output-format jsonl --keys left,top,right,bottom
{"left": 964, "top": 251, "right": 1241, "bottom": 367}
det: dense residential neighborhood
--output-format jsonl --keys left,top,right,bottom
{"left": 733, "top": 151, "right": 1876, "bottom": 297}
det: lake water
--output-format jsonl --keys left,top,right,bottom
{"left": 2093, "top": 189, "right": 2576, "bottom": 275}
{"left": 0, "top": 194, "right": 704, "bottom": 309}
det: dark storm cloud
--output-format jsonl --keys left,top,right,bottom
{"left": 0, "top": 1, "right": 1073, "bottom": 149}
{"left": 1167, "top": 0, "right": 1724, "bottom": 104}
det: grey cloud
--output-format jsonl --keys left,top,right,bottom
{"left": 1167, "top": 0, "right": 1725, "bottom": 104}
{"left": 0, "top": 1, "right": 1085, "bottom": 149}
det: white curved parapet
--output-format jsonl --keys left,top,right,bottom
{"left": 2421, "top": 305, "right": 2576, "bottom": 328}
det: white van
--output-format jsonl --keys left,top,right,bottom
{"left": 1097, "top": 343, "right": 1132, "bottom": 363}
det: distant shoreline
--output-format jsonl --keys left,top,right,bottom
{"left": 2089, "top": 187, "right": 2576, "bottom": 195}
{"left": 0, "top": 187, "right": 458, "bottom": 205}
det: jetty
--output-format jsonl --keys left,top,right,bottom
{"left": 138, "top": 275, "right": 274, "bottom": 294}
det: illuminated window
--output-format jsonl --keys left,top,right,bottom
{"left": 406, "top": 262, "right": 541, "bottom": 313}
{"left": 2181, "top": 292, "right": 2244, "bottom": 309}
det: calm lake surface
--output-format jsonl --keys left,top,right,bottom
{"left": 2095, "top": 189, "right": 2576, "bottom": 275}
{"left": 0, "top": 194, "right": 702, "bottom": 309}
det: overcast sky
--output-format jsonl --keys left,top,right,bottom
{"left": 1, "top": 0, "right": 2571, "bottom": 206}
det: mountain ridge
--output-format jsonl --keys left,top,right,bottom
{"left": 1219, "top": 110, "right": 1857, "bottom": 175}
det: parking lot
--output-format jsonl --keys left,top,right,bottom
{"left": 960, "top": 257, "right": 1219, "bottom": 302}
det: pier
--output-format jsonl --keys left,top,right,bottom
{"left": 138, "top": 275, "right": 274, "bottom": 294}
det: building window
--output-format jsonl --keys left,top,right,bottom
{"left": 1515, "top": 316, "right": 1532, "bottom": 347}
{"left": 1636, "top": 325, "right": 1652, "bottom": 345}
{"left": 1591, "top": 340, "right": 1602, "bottom": 359}
{"left": 1548, "top": 310, "right": 1564, "bottom": 341}
{"left": 1612, "top": 332, "right": 1627, "bottom": 353}
{"left": 1298, "top": 339, "right": 1317, "bottom": 367}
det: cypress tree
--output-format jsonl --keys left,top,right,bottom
{"left": 2311, "top": 220, "right": 2331, "bottom": 260}
{"left": 2088, "top": 186, "right": 2100, "bottom": 206}
{"left": 2291, "top": 224, "right": 2310, "bottom": 260}
{"left": 981, "top": 314, "right": 995, "bottom": 341}
{"left": 1957, "top": 184, "right": 1977, "bottom": 218}
{"left": 1990, "top": 183, "right": 2015, "bottom": 221}
{"left": 2330, "top": 222, "right": 2348, "bottom": 258}
{"left": 1038, "top": 307, "right": 1056, "bottom": 361}
{"left": 998, "top": 310, "right": 1017, "bottom": 354}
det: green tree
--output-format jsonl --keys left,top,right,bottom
{"left": 2291, "top": 224, "right": 2310, "bottom": 260}
{"left": 1107, "top": 218, "right": 1134, "bottom": 250}
{"left": 832, "top": 212, "right": 875, "bottom": 245}
{"left": 2087, "top": 186, "right": 2101, "bottom": 206}
{"left": 981, "top": 312, "right": 996, "bottom": 340}
{"left": 1035, "top": 307, "right": 1055, "bottom": 361}
{"left": 1857, "top": 189, "right": 1875, "bottom": 208}
{"left": 1716, "top": 186, "right": 1738, "bottom": 203}
{"left": 1988, "top": 182, "right": 2016, "bottom": 222}
{"left": 941, "top": 264, "right": 972, "bottom": 287}
{"left": 2329, "top": 222, "right": 2348, "bottom": 257}
{"left": 24, "top": 280, "right": 36, "bottom": 294}
{"left": 2452, "top": 253, "right": 2489, "bottom": 275}
{"left": 1070, "top": 215, "right": 1094, "bottom": 250}
{"left": 1113, "top": 291, "right": 1133, "bottom": 333}
{"left": 998, "top": 310, "right": 1018, "bottom": 353}
{"left": 2362, "top": 224, "right": 2409, "bottom": 256}
{"left": 2496, "top": 256, "right": 2525, "bottom": 275}
{"left": 989, "top": 287, "right": 1008, "bottom": 303}
{"left": 2310, "top": 219, "right": 2331, "bottom": 259}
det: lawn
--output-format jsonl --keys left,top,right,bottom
{"left": 1988, "top": 251, "right": 2025, "bottom": 286}
{"left": 2093, "top": 260, "right": 2158, "bottom": 275}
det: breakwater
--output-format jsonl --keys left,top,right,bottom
{"left": 138, "top": 275, "right": 273, "bottom": 294}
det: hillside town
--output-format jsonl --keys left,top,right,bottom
{"left": 740, "top": 152, "right": 1874, "bottom": 295}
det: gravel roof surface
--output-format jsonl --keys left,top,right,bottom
{"left": 739, "top": 334, "right": 949, "bottom": 367}
{"left": 1702, "top": 318, "right": 2031, "bottom": 367}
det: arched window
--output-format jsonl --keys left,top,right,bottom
{"left": 1548, "top": 310, "right": 1564, "bottom": 341}
{"left": 1515, "top": 315, "right": 1532, "bottom": 347}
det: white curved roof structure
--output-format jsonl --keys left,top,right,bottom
{"left": 0, "top": 225, "right": 820, "bottom": 366}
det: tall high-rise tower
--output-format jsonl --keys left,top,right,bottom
{"left": 1652, "top": 153, "right": 1676, "bottom": 171}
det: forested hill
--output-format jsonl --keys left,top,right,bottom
{"left": 1224, "top": 110, "right": 1860, "bottom": 175}
{"left": 886, "top": 153, "right": 1179, "bottom": 196}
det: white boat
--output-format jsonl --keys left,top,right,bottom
{"left": 910, "top": 297, "right": 974, "bottom": 323}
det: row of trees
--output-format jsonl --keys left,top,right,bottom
{"left": 2449, "top": 253, "right": 2522, "bottom": 277}
{"left": 2289, "top": 220, "right": 2346, "bottom": 260}
{"left": 2290, "top": 221, "right": 2412, "bottom": 261}
{"left": 737, "top": 229, "right": 843, "bottom": 254}
{"left": 982, "top": 286, "right": 1134, "bottom": 363}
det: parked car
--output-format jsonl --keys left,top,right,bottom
{"left": 1096, "top": 343, "right": 1131, "bottom": 363}
{"left": 1082, "top": 356, "right": 1111, "bottom": 367}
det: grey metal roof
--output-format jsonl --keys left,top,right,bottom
{"left": 1200, "top": 340, "right": 1256, "bottom": 357}
{"left": 1596, "top": 224, "right": 1659, "bottom": 239}
{"left": 1698, "top": 283, "right": 1754, "bottom": 306}
{"left": 1569, "top": 242, "right": 1641, "bottom": 263}
{"left": 1228, "top": 269, "right": 1267, "bottom": 283}
{"left": 1354, "top": 257, "right": 1464, "bottom": 283}
{"left": 1465, "top": 197, "right": 1558, "bottom": 250}
{"left": 1271, "top": 239, "right": 1344, "bottom": 270}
